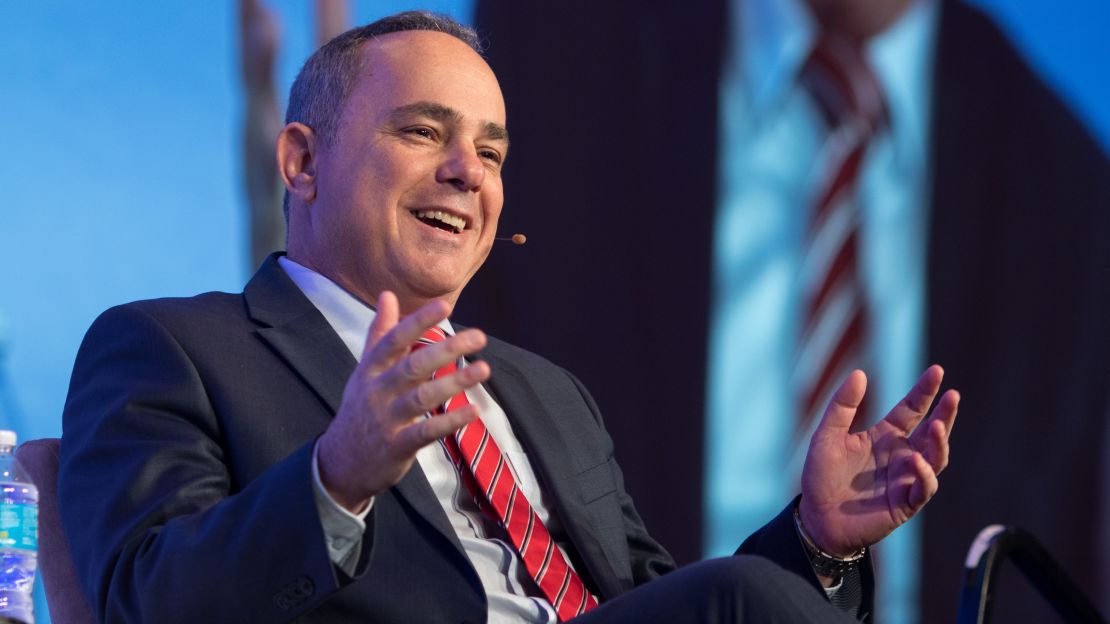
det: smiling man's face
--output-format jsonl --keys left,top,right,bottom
{"left": 293, "top": 29, "right": 508, "bottom": 313}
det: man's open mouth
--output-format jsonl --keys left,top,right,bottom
{"left": 412, "top": 210, "right": 467, "bottom": 234}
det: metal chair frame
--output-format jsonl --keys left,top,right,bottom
{"left": 958, "top": 524, "right": 1105, "bottom": 624}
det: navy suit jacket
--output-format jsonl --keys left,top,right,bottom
{"left": 59, "top": 256, "right": 854, "bottom": 623}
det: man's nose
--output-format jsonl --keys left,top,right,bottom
{"left": 436, "top": 142, "right": 486, "bottom": 192}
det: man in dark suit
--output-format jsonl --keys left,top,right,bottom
{"left": 59, "top": 12, "right": 959, "bottom": 623}
{"left": 465, "top": 0, "right": 1110, "bottom": 620}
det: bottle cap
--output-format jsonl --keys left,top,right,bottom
{"left": 0, "top": 431, "right": 16, "bottom": 447}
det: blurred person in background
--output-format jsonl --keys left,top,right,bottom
{"left": 466, "top": 0, "right": 1110, "bottom": 620}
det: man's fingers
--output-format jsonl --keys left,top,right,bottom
{"left": 394, "top": 360, "right": 491, "bottom": 416}
{"left": 921, "top": 419, "right": 949, "bottom": 474}
{"left": 907, "top": 451, "right": 939, "bottom": 510}
{"left": 816, "top": 370, "right": 867, "bottom": 434}
{"left": 934, "top": 389, "right": 960, "bottom": 436}
{"left": 396, "top": 405, "right": 479, "bottom": 453}
{"left": 361, "top": 291, "right": 400, "bottom": 361}
{"left": 378, "top": 329, "right": 488, "bottom": 395}
{"left": 917, "top": 390, "right": 959, "bottom": 474}
{"left": 885, "top": 365, "right": 944, "bottom": 433}
{"left": 362, "top": 297, "right": 452, "bottom": 375}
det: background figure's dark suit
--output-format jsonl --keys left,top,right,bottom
{"left": 59, "top": 257, "right": 864, "bottom": 623}
{"left": 464, "top": 0, "right": 1110, "bottom": 621}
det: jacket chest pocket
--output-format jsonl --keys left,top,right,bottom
{"left": 576, "top": 458, "right": 618, "bottom": 505}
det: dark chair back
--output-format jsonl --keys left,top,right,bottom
{"left": 15, "top": 438, "right": 97, "bottom": 624}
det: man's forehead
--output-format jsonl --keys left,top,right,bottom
{"left": 351, "top": 31, "right": 506, "bottom": 128}
{"left": 358, "top": 30, "right": 492, "bottom": 80}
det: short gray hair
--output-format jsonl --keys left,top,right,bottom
{"left": 283, "top": 11, "right": 483, "bottom": 219}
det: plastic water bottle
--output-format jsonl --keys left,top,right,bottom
{"left": 0, "top": 431, "right": 36, "bottom": 624}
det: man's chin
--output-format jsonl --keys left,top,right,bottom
{"left": 382, "top": 253, "right": 487, "bottom": 310}
{"left": 391, "top": 280, "right": 465, "bottom": 314}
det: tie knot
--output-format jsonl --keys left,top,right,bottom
{"left": 800, "top": 34, "right": 886, "bottom": 135}
{"left": 417, "top": 326, "right": 449, "bottom": 346}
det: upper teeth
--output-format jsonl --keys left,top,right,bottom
{"left": 414, "top": 210, "right": 466, "bottom": 233}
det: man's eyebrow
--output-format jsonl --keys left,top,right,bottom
{"left": 483, "top": 121, "right": 509, "bottom": 146}
{"left": 390, "top": 101, "right": 509, "bottom": 146}
{"left": 390, "top": 101, "right": 460, "bottom": 124}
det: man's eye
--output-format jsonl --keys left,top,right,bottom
{"left": 405, "top": 127, "right": 436, "bottom": 139}
{"left": 479, "top": 149, "right": 502, "bottom": 164}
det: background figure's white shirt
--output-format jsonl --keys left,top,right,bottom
{"left": 281, "top": 256, "right": 579, "bottom": 623}
{"left": 706, "top": 0, "right": 937, "bottom": 621}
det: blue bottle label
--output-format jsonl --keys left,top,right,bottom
{"left": 0, "top": 503, "right": 38, "bottom": 551}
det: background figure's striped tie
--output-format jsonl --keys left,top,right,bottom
{"left": 415, "top": 327, "right": 599, "bottom": 621}
{"left": 793, "top": 35, "right": 886, "bottom": 443}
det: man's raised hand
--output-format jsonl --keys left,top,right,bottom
{"left": 798, "top": 365, "right": 960, "bottom": 558}
{"left": 316, "top": 291, "right": 489, "bottom": 512}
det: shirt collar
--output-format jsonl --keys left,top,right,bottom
{"left": 736, "top": 0, "right": 939, "bottom": 164}
{"left": 737, "top": 0, "right": 815, "bottom": 123}
{"left": 866, "top": 0, "right": 940, "bottom": 169}
{"left": 278, "top": 256, "right": 454, "bottom": 360}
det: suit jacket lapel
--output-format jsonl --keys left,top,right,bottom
{"left": 478, "top": 345, "right": 626, "bottom": 600}
{"left": 242, "top": 255, "right": 469, "bottom": 559}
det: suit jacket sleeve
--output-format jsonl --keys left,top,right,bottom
{"left": 59, "top": 303, "right": 346, "bottom": 623}
{"left": 737, "top": 499, "right": 875, "bottom": 619}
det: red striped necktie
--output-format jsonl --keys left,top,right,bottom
{"left": 793, "top": 34, "right": 887, "bottom": 442}
{"left": 415, "top": 327, "right": 599, "bottom": 621}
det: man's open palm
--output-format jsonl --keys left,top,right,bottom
{"left": 799, "top": 365, "right": 960, "bottom": 556}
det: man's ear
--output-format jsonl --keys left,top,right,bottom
{"left": 277, "top": 122, "right": 318, "bottom": 204}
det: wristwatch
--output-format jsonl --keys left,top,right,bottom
{"left": 793, "top": 505, "right": 867, "bottom": 577}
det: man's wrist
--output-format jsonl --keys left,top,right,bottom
{"left": 316, "top": 433, "right": 373, "bottom": 514}
{"left": 313, "top": 439, "right": 374, "bottom": 520}
{"left": 793, "top": 504, "right": 866, "bottom": 578}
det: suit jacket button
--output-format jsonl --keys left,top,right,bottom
{"left": 295, "top": 576, "right": 315, "bottom": 597}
